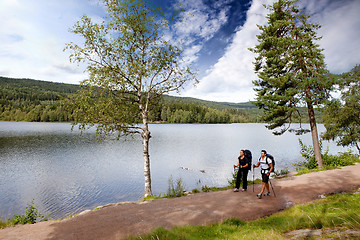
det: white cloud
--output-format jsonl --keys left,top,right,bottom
{"left": 181, "top": 0, "right": 360, "bottom": 102}
{"left": 172, "top": 0, "right": 232, "bottom": 63}
{"left": 302, "top": 0, "right": 360, "bottom": 74}
{"left": 0, "top": 0, "right": 100, "bottom": 84}
{"left": 181, "top": 0, "right": 272, "bottom": 102}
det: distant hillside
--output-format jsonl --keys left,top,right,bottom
{"left": 0, "top": 76, "right": 254, "bottom": 108}
{"left": 162, "top": 95, "right": 256, "bottom": 110}
{"left": 0, "top": 76, "right": 260, "bottom": 123}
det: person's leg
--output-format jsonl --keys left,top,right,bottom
{"left": 265, "top": 182, "right": 270, "bottom": 192}
{"left": 258, "top": 182, "right": 265, "bottom": 198}
{"left": 260, "top": 182, "right": 266, "bottom": 194}
{"left": 243, "top": 170, "right": 248, "bottom": 190}
{"left": 258, "top": 172, "right": 267, "bottom": 198}
{"left": 235, "top": 169, "right": 241, "bottom": 191}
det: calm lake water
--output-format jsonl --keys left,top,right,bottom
{"left": 0, "top": 122, "right": 352, "bottom": 220}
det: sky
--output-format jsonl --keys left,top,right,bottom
{"left": 1, "top": 0, "right": 359, "bottom": 103}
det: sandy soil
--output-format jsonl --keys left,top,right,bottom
{"left": 1, "top": 163, "right": 360, "bottom": 240}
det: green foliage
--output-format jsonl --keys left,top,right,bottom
{"left": 0, "top": 200, "right": 47, "bottom": 228}
{"left": 130, "top": 193, "right": 360, "bottom": 240}
{"left": 274, "top": 167, "right": 289, "bottom": 177}
{"left": 166, "top": 176, "right": 186, "bottom": 198}
{"left": 296, "top": 138, "right": 360, "bottom": 170}
{"left": 201, "top": 185, "right": 211, "bottom": 192}
{"left": 227, "top": 167, "right": 238, "bottom": 187}
{"left": 249, "top": 0, "right": 333, "bottom": 136}
{"left": 191, "top": 188, "right": 200, "bottom": 193}
{"left": 322, "top": 64, "right": 360, "bottom": 154}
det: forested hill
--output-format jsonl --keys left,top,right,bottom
{"left": 0, "top": 76, "right": 80, "bottom": 101}
{"left": 0, "top": 76, "right": 261, "bottom": 123}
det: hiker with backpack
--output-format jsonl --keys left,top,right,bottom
{"left": 233, "top": 149, "right": 250, "bottom": 192}
{"left": 253, "top": 150, "right": 274, "bottom": 199}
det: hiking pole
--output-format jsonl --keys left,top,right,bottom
{"left": 269, "top": 179, "right": 276, "bottom": 197}
{"left": 252, "top": 165, "right": 254, "bottom": 192}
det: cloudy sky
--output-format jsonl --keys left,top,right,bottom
{"left": 1, "top": 0, "right": 359, "bottom": 103}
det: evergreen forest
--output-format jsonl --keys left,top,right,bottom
{"left": 0, "top": 76, "right": 319, "bottom": 124}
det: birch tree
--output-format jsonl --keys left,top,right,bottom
{"left": 65, "top": 0, "right": 196, "bottom": 197}
{"left": 249, "top": 0, "right": 334, "bottom": 168}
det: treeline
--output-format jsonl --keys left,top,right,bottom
{"left": 0, "top": 77, "right": 263, "bottom": 123}
{"left": 0, "top": 76, "right": 320, "bottom": 124}
{"left": 149, "top": 102, "right": 261, "bottom": 124}
{"left": 0, "top": 77, "right": 78, "bottom": 122}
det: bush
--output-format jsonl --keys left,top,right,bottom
{"left": 274, "top": 167, "right": 289, "bottom": 177}
{"left": 166, "top": 176, "right": 185, "bottom": 198}
{"left": 191, "top": 188, "right": 200, "bottom": 193}
{"left": 323, "top": 151, "right": 360, "bottom": 167}
{"left": 8, "top": 200, "right": 47, "bottom": 226}
{"left": 201, "top": 185, "right": 211, "bottom": 192}
{"left": 227, "top": 167, "right": 238, "bottom": 187}
{"left": 296, "top": 138, "right": 360, "bottom": 170}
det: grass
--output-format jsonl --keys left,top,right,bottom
{"left": 128, "top": 192, "right": 360, "bottom": 240}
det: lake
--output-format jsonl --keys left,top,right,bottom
{"left": 0, "top": 122, "right": 352, "bottom": 220}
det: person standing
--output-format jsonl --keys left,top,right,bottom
{"left": 233, "top": 149, "right": 249, "bottom": 192}
{"left": 253, "top": 150, "right": 273, "bottom": 199}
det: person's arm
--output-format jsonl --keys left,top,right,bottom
{"left": 242, "top": 157, "right": 249, "bottom": 169}
{"left": 253, "top": 161, "right": 260, "bottom": 168}
{"left": 267, "top": 162, "right": 273, "bottom": 176}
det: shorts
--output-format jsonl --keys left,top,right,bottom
{"left": 261, "top": 173, "right": 269, "bottom": 183}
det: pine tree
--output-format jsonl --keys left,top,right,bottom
{"left": 249, "top": 0, "right": 334, "bottom": 168}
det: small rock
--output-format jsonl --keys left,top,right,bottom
{"left": 79, "top": 210, "right": 91, "bottom": 216}
{"left": 285, "top": 229, "right": 322, "bottom": 239}
{"left": 318, "top": 194, "right": 327, "bottom": 199}
{"left": 285, "top": 201, "right": 294, "bottom": 208}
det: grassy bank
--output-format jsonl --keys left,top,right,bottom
{"left": 130, "top": 192, "right": 360, "bottom": 240}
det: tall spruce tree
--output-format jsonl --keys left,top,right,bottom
{"left": 249, "top": 0, "right": 334, "bottom": 168}
{"left": 65, "top": 0, "right": 196, "bottom": 197}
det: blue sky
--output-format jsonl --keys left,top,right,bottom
{"left": 1, "top": 0, "right": 359, "bottom": 102}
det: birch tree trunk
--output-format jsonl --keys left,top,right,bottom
{"left": 140, "top": 91, "right": 152, "bottom": 197}
{"left": 142, "top": 122, "right": 152, "bottom": 197}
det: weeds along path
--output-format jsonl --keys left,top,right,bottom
{"left": 1, "top": 163, "right": 360, "bottom": 240}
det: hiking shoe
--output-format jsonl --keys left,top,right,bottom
{"left": 242, "top": 189, "right": 247, "bottom": 192}
{"left": 257, "top": 193, "right": 262, "bottom": 199}
{"left": 233, "top": 188, "right": 239, "bottom": 192}
{"left": 264, "top": 192, "right": 270, "bottom": 196}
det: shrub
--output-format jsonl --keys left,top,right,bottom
{"left": 296, "top": 138, "right": 360, "bottom": 170}
{"left": 11, "top": 200, "right": 46, "bottom": 225}
{"left": 274, "top": 167, "right": 289, "bottom": 177}
{"left": 191, "top": 188, "right": 200, "bottom": 193}
{"left": 201, "top": 185, "right": 211, "bottom": 192}
{"left": 166, "top": 176, "right": 185, "bottom": 198}
{"left": 227, "top": 167, "right": 238, "bottom": 187}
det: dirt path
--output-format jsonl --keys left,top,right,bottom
{"left": 1, "top": 163, "right": 360, "bottom": 240}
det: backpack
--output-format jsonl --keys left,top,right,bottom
{"left": 244, "top": 149, "right": 252, "bottom": 171}
{"left": 266, "top": 154, "right": 275, "bottom": 172}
